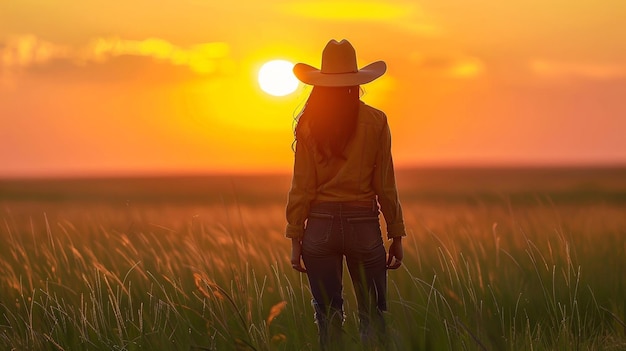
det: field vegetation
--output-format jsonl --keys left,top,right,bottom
{"left": 1, "top": 168, "right": 625, "bottom": 350}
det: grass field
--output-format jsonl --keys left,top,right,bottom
{"left": 1, "top": 168, "right": 626, "bottom": 350}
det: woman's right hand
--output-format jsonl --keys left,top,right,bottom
{"left": 291, "top": 238, "right": 307, "bottom": 273}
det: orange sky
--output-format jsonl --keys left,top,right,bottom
{"left": 1, "top": 0, "right": 625, "bottom": 177}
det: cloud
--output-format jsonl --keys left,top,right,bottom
{"left": 83, "top": 37, "right": 231, "bottom": 74}
{"left": 0, "top": 35, "right": 68, "bottom": 68}
{"left": 280, "top": 1, "right": 440, "bottom": 36}
{"left": 530, "top": 59, "right": 626, "bottom": 80}
{"left": 410, "top": 53, "right": 484, "bottom": 79}
{"left": 0, "top": 34, "right": 232, "bottom": 75}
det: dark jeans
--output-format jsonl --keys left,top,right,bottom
{"left": 302, "top": 201, "right": 387, "bottom": 350}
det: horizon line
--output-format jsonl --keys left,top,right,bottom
{"left": 2, "top": 162, "right": 626, "bottom": 181}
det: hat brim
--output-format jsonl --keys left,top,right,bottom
{"left": 293, "top": 61, "right": 386, "bottom": 87}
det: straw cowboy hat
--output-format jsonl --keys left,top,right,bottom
{"left": 293, "top": 39, "right": 386, "bottom": 87}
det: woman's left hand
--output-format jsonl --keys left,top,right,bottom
{"left": 290, "top": 238, "right": 307, "bottom": 273}
{"left": 386, "top": 237, "right": 404, "bottom": 270}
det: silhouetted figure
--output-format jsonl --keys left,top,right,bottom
{"left": 286, "top": 39, "right": 406, "bottom": 350}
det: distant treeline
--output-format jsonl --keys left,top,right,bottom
{"left": 2, "top": 167, "right": 626, "bottom": 204}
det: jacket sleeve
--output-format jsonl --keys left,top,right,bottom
{"left": 372, "top": 120, "right": 406, "bottom": 239}
{"left": 285, "top": 139, "right": 317, "bottom": 239}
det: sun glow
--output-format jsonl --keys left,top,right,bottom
{"left": 257, "top": 60, "right": 299, "bottom": 96}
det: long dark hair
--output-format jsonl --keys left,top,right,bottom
{"left": 294, "top": 86, "right": 360, "bottom": 162}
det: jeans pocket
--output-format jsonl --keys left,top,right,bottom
{"left": 304, "top": 213, "right": 334, "bottom": 246}
{"left": 347, "top": 216, "right": 382, "bottom": 251}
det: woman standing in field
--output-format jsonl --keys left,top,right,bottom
{"left": 286, "top": 39, "right": 406, "bottom": 350}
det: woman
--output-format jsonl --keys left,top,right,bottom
{"left": 286, "top": 39, "right": 406, "bottom": 350}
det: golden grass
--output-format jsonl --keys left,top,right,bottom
{"left": 0, "top": 169, "right": 625, "bottom": 350}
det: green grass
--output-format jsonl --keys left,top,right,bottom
{"left": 1, "top": 170, "right": 626, "bottom": 350}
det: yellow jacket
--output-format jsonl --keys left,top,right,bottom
{"left": 286, "top": 102, "right": 406, "bottom": 239}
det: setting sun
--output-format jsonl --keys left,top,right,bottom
{"left": 258, "top": 60, "right": 299, "bottom": 96}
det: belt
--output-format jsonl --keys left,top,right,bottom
{"left": 311, "top": 199, "right": 377, "bottom": 208}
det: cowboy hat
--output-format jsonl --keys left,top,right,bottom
{"left": 293, "top": 39, "right": 386, "bottom": 87}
